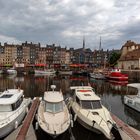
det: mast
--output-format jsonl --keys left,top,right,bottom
{"left": 99, "top": 36, "right": 102, "bottom": 68}
{"left": 83, "top": 36, "right": 85, "bottom": 64}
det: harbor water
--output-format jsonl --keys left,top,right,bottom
{"left": 0, "top": 74, "right": 140, "bottom": 140}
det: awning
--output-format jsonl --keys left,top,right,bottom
{"left": 4, "top": 64, "right": 13, "bottom": 67}
{"left": 70, "top": 64, "right": 88, "bottom": 67}
{"left": 35, "top": 64, "right": 47, "bottom": 67}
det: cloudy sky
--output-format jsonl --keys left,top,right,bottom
{"left": 0, "top": 0, "right": 140, "bottom": 50}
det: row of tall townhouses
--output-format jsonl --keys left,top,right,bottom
{"left": 0, "top": 41, "right": 116, "bottom": 67}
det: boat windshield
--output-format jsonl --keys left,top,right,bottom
{"left": 45, "top": 101, "right": 63, "bottom": 113}
{"left": 81, "top": 100, "right": 102, "bottom": 109}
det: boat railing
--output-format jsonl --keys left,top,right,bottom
{"left": 0, "top": 99, "right": 30, "bottom": 126}
{"left": 88, "top": 110, "right": 112, "bottom": 130}
{"left": 38, "top": 114, "right": 49, "bottom": 129}
{"left": 61, "top": 116, "right": 70, "bottom": 129}
{"left": 98, "top": 114, "right": 112, "bottom": 130}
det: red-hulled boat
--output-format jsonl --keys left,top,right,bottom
{"left": 105, "top": 69, "right": 128, "bottom": 81}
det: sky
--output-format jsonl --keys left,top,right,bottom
{"left": 0, "top": 0, "right": 140, "bottom": 50}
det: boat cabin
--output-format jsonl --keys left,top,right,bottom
{"left": 71, "top": 86, "right": 102, "bottom": 110}
{"left": 43, "top": 91, "right": 64, "bottom": 113}
{"left": 0, "top": 89, "right": 23, "bottom": 112}
{"left": 76, "top": 96, "right": 102, "bottom": 110}
{"left": 111, "top": 68, "right": 121, "bottom": 73}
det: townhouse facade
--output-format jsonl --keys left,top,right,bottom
{"left": 0, "top": 41, "right": 119, "bottom": 69}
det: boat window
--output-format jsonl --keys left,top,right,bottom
{"left": 54, "top": 102, "right": 63, "bottom": 113}
{"left": 91, "top": 100, "right": 102, "bottom": 109}
{"left": 45, "top": 101, "right": 63, "bottom": 113}
{"left": 127, "top": 100, "right": 132, "bottom": 104}
{"left": 12, "top": 96, "right": 23, "bottom": 111}
{"left": 81, "top": 100, "right": 92, "bottom": 109}
{"left": 0, "top": 104, "right": 12, "bottom": 111}
{"left": 45, "top": 102, "right": 54, "bottom": 112}
{"left": 135, "top": 102, "right": 140, "bottom": 108}
{"left": 81, "top": 100, "right": 102, "bottom": 109}
{"left": 0, "top": 94, "right": 13, "bottom": 98}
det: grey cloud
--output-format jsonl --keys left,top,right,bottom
{"left": 0, "top": 0, "right": 140, "bottom": 50}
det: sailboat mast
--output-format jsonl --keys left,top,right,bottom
{"left": 99, "top": 36, "right": 102, "bottom": 68}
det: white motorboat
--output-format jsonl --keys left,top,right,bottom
{"left": 59, "top": 70, "right": 72, "bottom": 75}
{"left": 69, "top": 86, "right": 115, "bottom": 139}
{"left": 7, "top": 68, "right": 17, "bottom": 75}
{"left": 34, "top": 69, "right": 56, "bottom": 75}
{"left": 124, "top": 83, "right": 140, "bottom": 112}
{"left": 0, "top": 88, "right": 31, "bottom": 138}
{"left": 90, "top": 72, "right": 105, "bottom": 80}
{"left": 37, "top": 85, "right": 71, "bottom": 137}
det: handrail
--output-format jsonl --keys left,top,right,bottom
{"left": 0, "top": 99, "right": 30, "bottom": 126}
{"left": 38, "top": 114, "right": 49, "bottom": 129}
{"left": 97, "top": 113, "right": 112, "bottom": 130}
{"left": 61, "top": 116, "right": 70, "bottom": 130}
{"left": 87, "top": 111, "right": 113, "bottom": 130}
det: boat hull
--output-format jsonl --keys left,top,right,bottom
{"left": 72, "top": 109, "right": 101, "bottom": 134}
{"left": 38, "top": 124, "right": 69, "bottom": 138}
{"left": 90, "top": 73, "right": 105, "bottom": 80}
{"left": 124, "top": 96, "right": 140, "bottom": 112}
{"left": 71, "top": 105, "right": 113, "bottom": 139}
{"left": 0, "top": 99, "right": 30, "bottom": 138}
{"left": 7, "top": 70, "right": 17, "bottom": 75}
{"left": 106, "top": 76, "right": 128, "bottom": 81}
{"left": 35, "top": 70, "right": 55, "bottom": 75}
{"left": 59, "top": 71, "right": 72, "bottom": 75}
{"left": 0, "top": 109, "right": 26, "bottom": 138}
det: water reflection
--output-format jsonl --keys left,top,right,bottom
{"left": 0, "top": 75, "right": 139, "bottom": 139}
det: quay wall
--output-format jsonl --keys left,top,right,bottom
{"left": 122, "top": 70, "right": 140, "bottom": 82}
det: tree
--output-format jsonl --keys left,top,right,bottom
{"left": 109, "top": 52, "right": 121, "bottom": 67}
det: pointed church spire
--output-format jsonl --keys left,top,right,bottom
{"left": 99, "top": 36, "right": 101, "bottom": 51}
{"left": 83, "top": 36, "right": 85, "bottom": 49}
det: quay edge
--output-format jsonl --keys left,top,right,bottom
{"left": 121, "top": 70, "right": 140, "bottom": 82}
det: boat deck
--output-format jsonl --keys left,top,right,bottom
{"left": 125, "top": 95, "right": 137, "bottom": 99}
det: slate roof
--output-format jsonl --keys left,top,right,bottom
{"left": 119, "top": 49, "right": 140, "bottom": 61}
